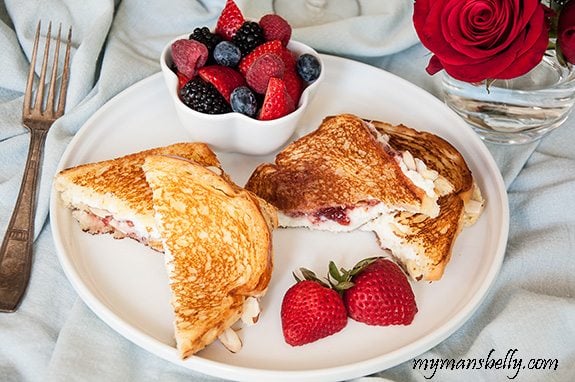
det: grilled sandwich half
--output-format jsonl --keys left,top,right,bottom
{"left": 142, "top": 155, "right": 276, "bottom": 358}
{"left": 53, "top": 142, "right": 224, "bottom": 252}
{"left": 245, "top": 114, "right": 450, "bottom": 232}
{"left": 360, "top": 120, "right": 484, "bottom": 281}
{"left": 245, "top": 114, "right": 484, "bottom": 281}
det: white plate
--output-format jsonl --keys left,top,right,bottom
{"left": 50, "top": 55, "right": 509, "bottom": 382}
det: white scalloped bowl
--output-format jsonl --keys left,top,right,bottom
{"left": 160, "top": 35, "right": 324, "bottom": 155}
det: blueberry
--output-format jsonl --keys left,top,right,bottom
{"left": 213, "top": 41, "right": 241, "bottom": 67}
{"left": 230, "top": 86, "right": 258, "bottom": 117}
{"left": 296, "top": 54, "right": 321, "bottom": 83}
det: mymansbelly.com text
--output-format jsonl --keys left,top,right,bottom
{"left": 412, "top": 348, "right": 559, "bottom": 379}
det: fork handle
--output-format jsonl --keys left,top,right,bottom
{"left": 0, "top": 128, "right": 48, "bottom": 312}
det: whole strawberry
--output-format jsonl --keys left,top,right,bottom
{"left": 281, "top": 271, "right": 347, "bottom": 346}
{"left": 332, "top": 257, "right": 418, "bottom": 326}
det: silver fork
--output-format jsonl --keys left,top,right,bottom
{"left": 0, "top": 21, "right": 72, "bottom": 312}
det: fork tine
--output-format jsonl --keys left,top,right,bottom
{"left": 56, "top": 26, "right": 72, "bottom": 117}
{"left": 45, "top": 23, "right": 62, "bottom": 116}
{"left": 32, "top": 21, "right": 52, "bottom": 114}
{"left": 23, "top": 21, "right": 41, "bottom": 114}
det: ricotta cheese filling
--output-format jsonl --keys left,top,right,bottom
{"left": 69, "top": 205, "right": 160, "bottom": 247}
{"left": 366, "top": 120, "right": 454, "bottom": 200}
{"left": 359, "top": 214, "right": 418, "bottom": 262}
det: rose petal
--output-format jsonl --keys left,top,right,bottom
{"left": 494, "top": 26, "right": 549, "bottom": 79}
{"left": 425, "top": 55, "right": 444, "bottom": 75}
{"left": 558, "top": 0, "right": 575, "bottom": 63}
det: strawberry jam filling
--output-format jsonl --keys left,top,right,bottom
{"left": 313, "top": 206, "right": 351, "bottom": 226}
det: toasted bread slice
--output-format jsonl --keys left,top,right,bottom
{"left": 54, "top": 142, "right": 223, "bottom": 251}
{"left": 360, "top": 120, "right": 485, "bottom": 281}
{"left": 142, "top": 155, "right": 276, "bottom": 358}
{"left": 245, "top": 114, "right": 445, "bottom": 232}
{"left": 361, "top": 194, "right": 466, "bottom": 280}
{"left": 369, "top": 122, "right": 472, "bottom": 191}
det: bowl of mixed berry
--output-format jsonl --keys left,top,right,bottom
{"left": 160, "top": 0, "right": 323, "bottom": 155}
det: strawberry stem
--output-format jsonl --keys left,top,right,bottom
{"left": 293, "top": 256, "right": 386, "bottom": 294}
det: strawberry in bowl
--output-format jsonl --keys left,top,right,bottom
{"left": 160, "top": 0, "right": 324, "bottom": 155}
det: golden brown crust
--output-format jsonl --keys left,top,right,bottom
{"left": 142, "top": 155, "right": 275, "bottom": 358}
{"left": 368, "top": 120, "right": 473, "bottom": 199}
{"left": 57, "top": 142, "right": 221, "bottom": 215}
{"left": 391, "top": 194, "right": 466, "bottom": 281}
{"left": 246, "top": 113, "right": 482, "bottom": 282}
{"left": 367, "top": 120, "right": 478, "bottom": 281}
{"left": 55, "top": 142, "right": 222, "bottom": 251}
{"left": 245, "top": 114, "right": 427, "bottom": 215}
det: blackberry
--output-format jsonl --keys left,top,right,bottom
{"left": 232, "top": 21, "right": 265, "bottom": 56}
{"left": 189, "top": 26, "right": 222, "bottom": 63}
{"left": 179, "top": 77, "right": 231, "bottom": 114}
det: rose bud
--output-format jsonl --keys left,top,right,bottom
{"left": 558, "top": 0, "right": 575, "bottom": 64}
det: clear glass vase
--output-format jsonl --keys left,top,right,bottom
{"left": 441, "top": 51, "right": 575, "bottom": 144}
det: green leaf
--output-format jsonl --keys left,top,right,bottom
{"left": 300, "top": 267, "right": 318, "bottom": 281}
{"left": 292, "top": 271, "right": 301, "bottom": 283}
{"left": 333, "top": 281, "right": 355, "bottom": 292}
{"left": 350, "top": 256, "right": 378, "bottom": 276}
{"left": 328, "top": 261, "right": 344, "bottom": 282}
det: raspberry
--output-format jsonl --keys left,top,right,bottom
{"left": 246, "top": 53, "right": 285, "bottom": 94}
{"left": 259, "top": 14, "right": 292, "bottom": 46}
{"left": 232, "top": 21, "right": 266, "bottom": 56}
{"left": 179, "top": 77, "right": 231, "bottom": 114}
{"left": 171, "top": 39, "right": 209, "bottom": 78}
{"left": 238, "top": 40, "right": 284, "bottom": 76}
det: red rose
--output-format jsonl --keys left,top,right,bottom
{"left": 413, "top": 0, "right": 550, "bottom": 82}
{"left": 558, "top": 0, "right": 575, "bottom": 64}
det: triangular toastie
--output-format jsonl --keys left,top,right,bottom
{"left": 142, "top": 155, "right": 276, "bottom": 358}
{"left": 245, "top": 114, "right": 451, "bottom": 232}
{"left": 54, "top": 142, "right": 224, "bottom": 252}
